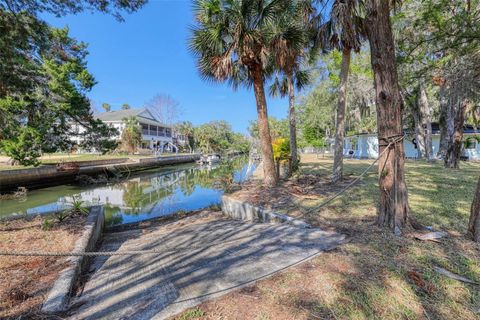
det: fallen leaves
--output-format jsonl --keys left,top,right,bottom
{"left": 407, "top": 271, "right": 435, "bottom": 295}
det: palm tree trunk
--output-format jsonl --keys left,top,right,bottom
{"left": 468, "top": 176, "right": 480, "bottom": 242}
{"left": 366, "top": 0, "right": 409, "bottom": 233}
{"left": 286, "top": 71, "right": 298, "bottom": 172}
{"left": 332, "top": 48, "right": 351, "bottom": 183}
{"left": 251, "top": 65, "right": 278, "bottom": 186}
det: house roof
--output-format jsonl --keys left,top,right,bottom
{"left": 95, "top": 108, "right": 160, "bottom": 123}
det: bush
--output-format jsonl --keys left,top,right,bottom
{"left": 272, "top": 138, "right": 290, "bottom": 161}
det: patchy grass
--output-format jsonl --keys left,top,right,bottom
{"left": 178, "top": 308, "right": 205, "bottom": 320}
{"left": 174, "top": 155, "right": 480, "bottom": 320}
{"left": 0, "top": 215, "right": 85, "bottom": 318}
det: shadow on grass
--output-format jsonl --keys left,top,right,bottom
{"left": 279, "top": 157, "right": 480, "bottom": 319}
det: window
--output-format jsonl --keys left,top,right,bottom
{"left": 351, "top": 138, "right": 358, "bottom": 151}
{"left": 465, "top": 137, "right": 477, "bottom": 150}
{"left": 166, "top": 128, "right": 172, "bottom": 137}
{"left": 158, "top": 127, "right": 165, "bottom": 136}
{"left": 150, "top": 125, "right": 157, "bottom": 136}
{"left": 141, "top": 123, "right": 149, "bottom": 135}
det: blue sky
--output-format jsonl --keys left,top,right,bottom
{"left": 45, "top": 0, "right": 291, "bottom": 133}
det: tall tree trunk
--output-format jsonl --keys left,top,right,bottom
{"left": 411, "top": 98, "right": 426, "bottom": 159}
{"left": 251, "top": 65, "right": 278, "bottom": 186}
{"left": 418, "top": 82, "right": 433, "bottom": 160}
{"left": 365, "top": 0, "right": 409, "bottom": 233}
{"left": 444, "top": 98, "right": 467, "bottom": 168}
{"left": 286, "top": 71, "right": 298, "bottom": 172}
{"left": 446, "top": 92, "right": 457, "bottom": 151}
{"left": 332, "top": 48, "right": 351, "bottom": 183}
{"left": 438, "top": 83, "right": 450, "bottom": 158}
{"left": 468, "top": 177, "right": 480, "bottom": 242}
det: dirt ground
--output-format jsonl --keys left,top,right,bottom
{"left": 174, "top": 155, "right": 480, "bottom": 320}
{"left": 0, "top": 215, "right": 85, "bottom": 319}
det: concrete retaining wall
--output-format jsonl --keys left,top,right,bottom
{"left": 221, "top": 195, "right": 310, "bottom": 228}
{"left": 66, "top": 158, "right": 128, "bottom": 167}
{"left": 79, "top": 154, "right": 200, "bottom": 175}
{"left": 0, "top": 154, "right": 200, "bottom": 192}
{"left": 0, "top": 165, "right": 76, "bottom": 192}
{"left": 138, "top": 154, "right": 200, "bottom": 165}
{"left": 42, "top": 206, "right": 105, "bottom": 314}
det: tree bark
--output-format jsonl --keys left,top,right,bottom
{"left": 411, "top": 98, "right": 426, "bottom": 159}
{"left": 365, "top": 0, "right": 409, "bottom": 233}
{"left": 251, "top": 64, "right": 278, "bottom": 186}
{"left": 332, "top": 48, "right": 351, "bottom": 183}
{"left": 438, "top": 83, "right": 450, "bottom": 158}
{"left": 418, "top": 82, "right": 433, "bottom": 160}
{"left": 468, "top": 177, "right": 480, "bottom": 242}
{"left": 286, "top": 71, "right": 298, "bottom": 172}
{"left": 444, "top": 98, "right": 467, "bottom": 168}
{"left": 411, "top": 83, "right": 432, "bottom": 160}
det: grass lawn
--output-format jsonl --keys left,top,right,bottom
{"left": 175, "top": 154, "right": 480, "bottom": 320}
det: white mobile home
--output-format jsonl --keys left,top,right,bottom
{"left": 343, "top": 125, "right": 479, "bottom": 160}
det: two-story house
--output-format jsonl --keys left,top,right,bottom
{"left": 95, "top": 108, "right": 177, "bottom": 152}
{"left": 70, "top": 107, "right": 190, "bottom": 153}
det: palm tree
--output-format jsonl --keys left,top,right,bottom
{"left": 121, "top": 116, "right": 142, "bottom": 154}
{"left": 190, "top": 0, "right": 293, "bottom": 186}
{"left": 269, "top": 0, "right": 316, "bottom": 171}
{"left": 269, "top": 69, "right": 310, "bottom": 171}
{"left": 102, "top": 103, "right": 111, "bottom": 112}
{"left": 317, "top": 0, "right": 363, "bottom": 183}
{"left": 174, "top": 121, "right": 195, "bottom": 152}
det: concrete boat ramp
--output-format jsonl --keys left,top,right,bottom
{"left": 67, "top": 211, "right": 345, "bottom": 319}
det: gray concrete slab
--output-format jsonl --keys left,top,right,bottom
{"left": 67, "top": 211, "right": 345, "bottom": 320}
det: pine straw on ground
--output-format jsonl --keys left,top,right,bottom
{"left": 0, "top": 215, "right": 85, "bottom": 319}
{"left": 174, "top": 155, "right": 480, "bottom": 320}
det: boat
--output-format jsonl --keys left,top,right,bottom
{"left": 197, "top": 154, "right": 221, "bottom": 165}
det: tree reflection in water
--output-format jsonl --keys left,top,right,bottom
{"left": 0, "top": 157, "right": 254, "bottom": 225}
{"left": 104, "top": 156, "right": 253, "bottom": 225}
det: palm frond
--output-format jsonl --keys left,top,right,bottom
{"left": 294, "top": 69, "right": 311, "bottom": 91}
{"left": 269, "top": 76, "right": 281, "bottom": 97}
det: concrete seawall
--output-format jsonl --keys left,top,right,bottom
{"left": 42, "top": 206, "right": 105, "bottom": 314}
{"left": 0, "top": 154, "right": 200, "bottom": 192}
{"left": 221, "top": 195, "right": 310, "bottom": 228}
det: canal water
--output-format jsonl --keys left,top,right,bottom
{"left": 0, "top": 157, "right": 256, "bottom": 226}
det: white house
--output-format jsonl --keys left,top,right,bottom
{"left": 72, "top": 108, "right": 186, "bottom": 152}
{"left": 343, "top": 124, "right": 480, "bottom": 160}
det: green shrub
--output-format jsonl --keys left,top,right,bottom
{"left": 54, "top": 210, "right": 70, "bottom": 222}
{"left": 69, "top": 195, "right": 89, "bottom": 216}
{"left": 42, "top": 218, "right": 53, "bottom": 230}
{"left": 272, "top": 138, "right": 290, "bottom": 161}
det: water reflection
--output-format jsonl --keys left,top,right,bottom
{"left": 0, "top": 157, "right": 255, "bottom": 226}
